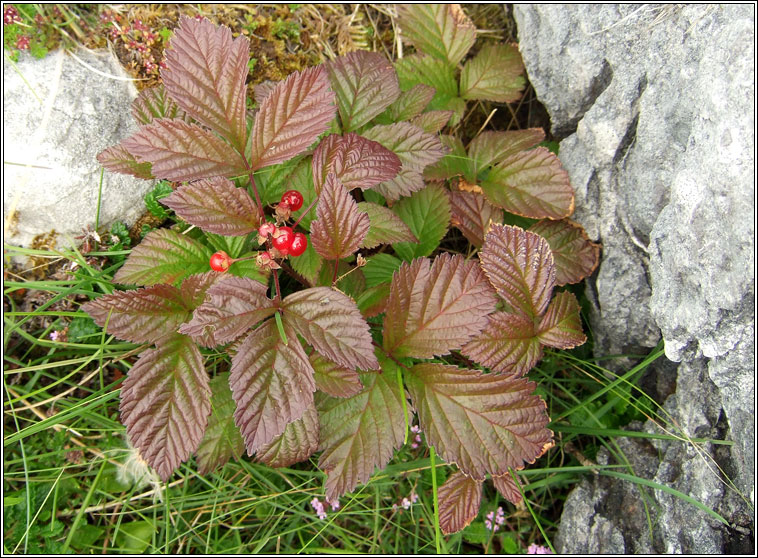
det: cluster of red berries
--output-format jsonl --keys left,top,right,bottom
{"left": 209, "top": 190, "right": 308, "bottom": 273}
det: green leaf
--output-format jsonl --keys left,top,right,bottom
{"left": 480, "top": 147, "right": 574, "bottom": 220}
{"left": 405, "top": 362, "right": 553, "bottom": 480}
{"left": 114, "top": 521, "right": 154, "bottom": 554}
{"left": 256, "top": 403, "right": 320, "bottom": 467}
{"left": 410, "top": 110, "right": 454, "bottom": 134}
{"left": 461, "top": 312, "right": 543, "bottom": 376}
{"left": 119, "top": 335, "right": 212, "bottom": 481}
{"left": 289, "top": 237, "right": 323, "bottom": 285}
{"left": 392, "top": 185, "right": 451, "bottom": 261}
{"left": 460, "top": 43, "right": 526, "bottom": 103}
{"left": 395, "top": 54, "right": 458, "bottom": 99}
{"left": 437, "top": 471, "right": 482, "bottom": 535}
{"left": 396, "top": 4, "right": 477, "bottom": 67}
{"left": 423, "top": 135, "right": 476, "bottom": 182}
{"left": 230, "top": 320, "right": 316, "bottom": 453}
{"left": 355, "top": 283, "right": 391, "bottom": 318}
{"left": 383, "top": 84, "right": 436, "bottom": 122}
{"left": 286, "top": 157, "right": 318, "bottom": 229}
{"left": 468, "top": 129, "right": 545, "bottom": 172}
{"left": 196, "top": 373, "right": 245, "bottom": 475}
{"left": 358, "top": 201, "right": 417, "bottom": 249}
{"left": 317, "top": 363, "right": 405, "bottom": 499}
{"left": 382, "top": 254, "right": 498, "bottom": 359}
{"left": 113, "top": 229, "right": 213, "bottom": 286}
{"left": 537, "top": 290, "right": 586, "bottom": 349}
{"left": 362, "top": 122, "right": 449, "bottom": 174}
{"left": 528, "top": 219, "right": 600, "bottom": 286}
{"left": 479, "top": 224, "right": 556, "bottom": 320}
{"left": 363, "top": 253, "right": 403, "bottom": 287}
{"left": 144, "top": 180, "right": 174, "bottom": 219}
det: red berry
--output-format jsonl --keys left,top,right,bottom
{"left": 281, "top": 190, "right": 304, "bottom": 211}
{"left": 210, "top": 251, "right": 232, "bottom": 272}
{"left": 271, "top": 226, "right": 294, "bottom": 255}
{"left": 289, "top": 232, "right": 308, "bottom": 257}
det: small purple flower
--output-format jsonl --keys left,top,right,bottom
{"left": 4, "top": 5, "right": 22, "bottom": 25}
{"left": 16, "top": 35, "right": 30, "bottom": 50}
{"left": 485, "top": 507, "right": 505, "bottom": 532}
{"left": 326, "top": 497, "right": 340, "bottom": 511}
{"left": 310, "top": 497, "right": 327, "bottom": 520}
{"left": 527, "top": 543, "right": 552, "bottom": 554}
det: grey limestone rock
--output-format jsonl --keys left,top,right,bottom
{"left": 3, "top": 48, "right": 152, "bottom": 254}
{"left": 514, "top": 4, "right": 754, "bottom": 553}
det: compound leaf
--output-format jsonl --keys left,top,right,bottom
{"left": 370, "top": 169, "right": 426, "bottom": 202}
{"left": 113, "top": 228, "right": 212, "bottom": 287}
{"left": 310, "top": 173, "right": 370, "bottom": 260}
{"left": 312, "top": 133, "right": 401, "bottom": 194}
{"left": 537, "top": 290, "right": 586, "bottom": 349}
{"left": 196, "top": 372, "right": 245, "bottom": 475}
{"left": 492, "top": 472, "right": 524, "bottom": 505}
{"left": 311, "top": 352, "right": 363, "bottom": 398}
{"left": 161, "top": 16, "right": 249, "bottom": 151}
{"left": 468, "top": 129, "right": 545, "bottom": 172}
{"left": 461, "top": 311, "right": 543, "bottom": 376}
{"left": 282, "top": 286, "right": 379, "bottom": 371}
{"left": 460, "top": 43, "right": 526, "bottom": 103}
{"left": 317, "top": 367, "right": 405, "bottom": 500}
{"left": 326, "top": 50, "right": 400, "bottom": 132}
{"left": 528, "top": 219, "right": 600, "bottom": 286}
{"left": 179, "top": 276, "right": 276, "bottom": 347}
{"left": 358, "top": 202, "right": 417, "bottom": 249}
{"left": 122, "top": 119, "right": 248, "bottom": 181}
{"left": 423, "top": 135, "right": 475, "bottom": 182}
{"left": 480, "top": 147, "right": 574, "bottom": 220}
{"left": 438, "top": 471, "right": 483, "bottom": 535}
{"left": 382, "top": 253, "right": 498, "bottom": 359}
{"left": 361, "top": 122, "right": 448, "bottom": 174}
{"left": 405, "top": 362, "right": 553, "bottom": 479}
{"left": 256, "top": 403, "right": 319, "bottom": 468}
{"left": 131, "top": 84, "right": 188, "bottom": 126}
{"left": 82, "top": 285, "right": 191, "bottom": 344}
{"left": 179, "top": 271, "right": 231, "bottom": 310}
{"left": 395, "top": 53, "right": 458, "bottom": 99}
{"left": 385, "top": 84, "right": 436, "bottom": 122}
{"left": 230, "top": 319, "right": 316, "bottom": 453}
{"left": 410, "top": 110, "right": 454, "bottom": 134}
{"left": 363, "top": 253, "right": 403, "bottom": 287}
{"left": 249, "top": 66, "right": 336, "bottom": 170}
{"left": 449, "top": 191, "right": 504, "bottom": 248}
{"left": 96, "top": 142, "right": 154, "bottom": 180}
{"left": 120, "top": 334, "right": 211, "bottom": 481}
{"left": 397, "top": 4, "right": 477, "bottom": 68}
{"left": 161, "top": 177, "right": 259, "bottom": 235}
{"left": 392, "top": 184, "right": 451, "bottom": 261}
{"left": 479, "top": 224, "right": 556, "bottom": 320}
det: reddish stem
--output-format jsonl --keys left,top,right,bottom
{"left": 273, "top": 268, "right": 282, "bottom": 302}
{"left": 241, "top": 155, "right": 265, "bottom": 221}
{"left": 292, "top": 197, "right": 318, "bottom": 228}
{"left": 331, "top": 259, "right": 339, "bottom": 285}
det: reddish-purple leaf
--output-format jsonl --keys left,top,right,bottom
{"left": 230, "top": 319, "right": 316, "bottom": 453}
{"left": 82, "top": 285, "right": 191, "bottom": 344}
{"left": 410, "top": 110, "right": 454, "bottom": 134}
{"left": 361, "top": 122, "right": 448, "bottom": 173}
{"left": 492, "top": 472, "right": 524, "bottom": 505}
{"left": 249, "top": 66, "right": 336, "bottom": 170}
{"left": 468, "top": 129, "right": 545, "bottom": 171}
{"left": 479, "top": 224, "right": 556, "bottom": 320}
{"left": 405, "top": 362, "right": 553, "bottom": 480}
{"left": 371, "top": 169, "right": 426, "bottom": 202}
{"left": 179, "top": 271, "right": 228, "bottom": 310}
{"left": 256, "top": 403, "right": 319, "bottom": 468}
{"left": 311, "top": 133, "right": 401, "bottom": 194}
{"left": 387, "top": 84, "right": 436, "bottom": 121}
{"left": 537, "top": 290, "right": 586, "bottom": 349}
{"left": 282, "top": 286, "right": 379, "bottom": 371}
{"left": 161, "top": 16, "right": 249, "bottom": 151}
{"left": 461, "top": 311, "right": 543, "bottom": 376}
{"left": 460, "top": 43, "right": 526, "bottom": 103}
{"left": 310, "top": 173, "right": 370, "bottom": 260}
{"left": 449, "top": 191, "right": 504, "bottom": 248}
{"left": 179, "top": 276, "right": 276, "bottom": 347}
{"left": 311, "top": 352, "right": 363, "bottom": 398}
{"left": 120, "top": 334, "right": 211, "bottom": 481}
{"left": 317, "top": 369, "right": 405, "bottom": 499}
{"left": 196, "top": 372, "right": 245, "bottom": 475}
{"left": 382, "top": 253, "right": 498, "bottom": 359}
{"left": 528, "top": 219, "right": 600, "bottom": 286}
{"left": 438, "top": 471, "right": 483, "bottom": 535}
{"left": 358, "top": 202, "right": 417, "bottom": 249}
{"left": 397, "top": 5, "right": 477, "bottom": 68}
{"left": 253, "top": 80, "right": 277, "bottom": 103}
{"left": 96, "top": 142, "right": 154, "bottom": 180}
{"left": 113, "top": 229, "right": 212, "bottom": 287}
{"left": 161, "top": 177, "right": 259, "bottom": 235}
{"left": 122, "top": 119, "right": 248, "bottom": 181}
{"left": 480, "top": 147, "right": 574, "bottom": 220}
{"left": 131, "top": 84, "right": 188, "bottom": 125}
{"left": 326, "top": 50, "right": 400, "bottom": 132}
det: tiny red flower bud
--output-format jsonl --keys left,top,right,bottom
{"left": 289, "top": 232, "right": 308, "bottom": 257}
{"left": 209, "top": 251, "right": 232, "bottom": 272}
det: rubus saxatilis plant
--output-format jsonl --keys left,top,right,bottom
{"left": 84, "top": 15, "right": 595, "bottom": 535}
{"left": 392, "top": 4, "right": 526, "bottom": 125}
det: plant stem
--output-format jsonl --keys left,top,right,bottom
{"left": 331, "top": 259, "right": 339, "bottom": 285}
{"left": 241, "top": 154, "right": 266, "bottom": 221}
{"left": 292, "top": 197, "right": 318, "bottom": 228}
{"left": 430, "top": 446, "right": 443, "bottom": 554}
{"left": 272, "top": 268, "right": 282, "bottom": 302}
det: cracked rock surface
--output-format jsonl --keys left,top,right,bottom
{"left": 3, "top": 48, "right": 152, "bottom": 253}
{"left": 514, "top": 4, "right": 754, "bottom": 553}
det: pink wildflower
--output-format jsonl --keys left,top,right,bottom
{"left": 16, "top": 35, "right": 30, "bottom": 50}
{"left": 310, "top": 497, "right": 327, "bottom": 520}
{"left": 485, "top": 507, "right": 505, "bottom": 532}
{"left": 527, "top": 543, "right": 552, "bottom": 554}
{"left": 326, "top": 497, "right": 340, "bottom": 511}
{"left": 4, "top": 5, "right": 21, "bottom": 25}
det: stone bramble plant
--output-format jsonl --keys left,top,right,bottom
{"left": 85, "top": 13, "right": 599, "bottom": 534}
